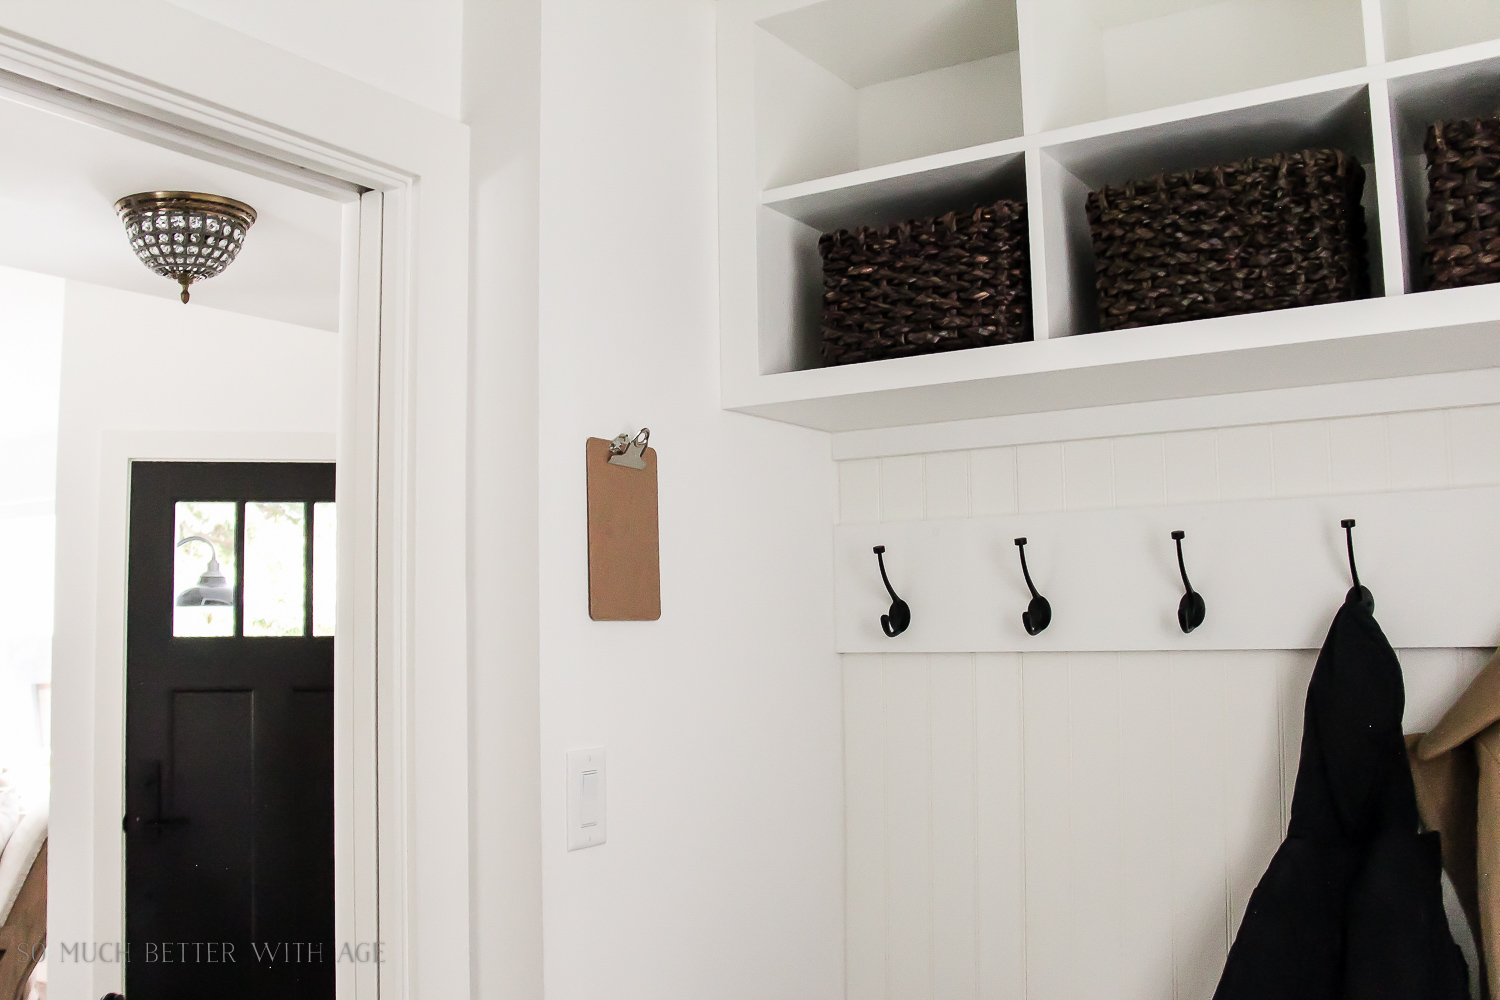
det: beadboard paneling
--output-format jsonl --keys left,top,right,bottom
{"left": 843, "top": 648, "right": 1488, "bottom": 1000}
{"left": 837, "top": 405, "right": 1500, "bottom": 523}
{"left": 839, "top": 403, "right": 1500, "bottom": 1000}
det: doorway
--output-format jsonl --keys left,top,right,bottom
{"left": 0, "top": 16, "right": 473, "bottom": 999}
{"left": 125, "top": 461, "right": 335, "bottom": 999}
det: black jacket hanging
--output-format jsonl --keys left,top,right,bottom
{"left": 1214, "top": 597, "right": 1469, "bottom": 1000}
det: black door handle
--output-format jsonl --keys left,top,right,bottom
{"left": 125, "top": 760, "right": 189, "bottom": 834}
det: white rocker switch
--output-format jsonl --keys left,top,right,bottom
{"left": 566, "top": 748, "right": 606, "bottom": 851}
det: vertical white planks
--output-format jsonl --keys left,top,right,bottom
{"left": 1062, "top": 654, "right": 1124, "bottom": 998}
{"left": 1115, "top": 653, "right": 1177, "bottom": 1000}
{"left": 843, "top": 646, "right": 1490, "bottom": 1000}
{"left": 846, "top": 652, "right": 1031, "bottom": 1000}
{"left": 971, "top": 448, "right": 1019, "bottom": 517}
{"left": 1168, "top": 655, "right": 1230, "bottom": 1000}
{"left": 883, "top": 456, "right": 927, "bottom": 521}
{"left": 931, "top": 655, "right": 978, "bottom": 1000}
{"left": 1449, "top": 404, "right": 1500, "bottom": 486}
{"left": 845, "top": 654, "right": 887, "bottom": 1000}
{"left": 1113, "top": 434, "right": 1166, "bottom": 508}
{"left": 839, "top": 400, "right": 1500, "bottom": 1000}
{"left": 1019, "top": 653, "right": 1070, "bottom": 997}
{"left": 1221, "top": 653, "right": 1287, "bottom": 940}
{"left": 1277, "top": 652, "right": 1317, "bottom": 829}
{"left": 841, "top": 459, "right": 882, "bottom": 525}
{"left": 1164, "top": 430, "right": 1218, "bottom": 504}
{"left": 1387, "top": 409, "right": 1449, "bottom": 490}
{"left": 885, "top": 654, "right": 934, "bottom": 1000}
{"left": 927, "top": 453, "right": 972, "bottom": 520}
{"left": 1216, "top": 425, "right": 1274, "bottom": 501}
{"left": 975, "top": 654, "right": 1025, "bottom": 1000}
{"left": 1271, "top": 421, "right": 1332, "bottom": 496}
{"left": 1328, "top": 415, "right": 1390, "bottom": 493}
{"left": 1017, "top": 444, "right": 1066, "bottom": 514}
{"left": 1063, "top": 439, "right": 1115, "bottom": 510}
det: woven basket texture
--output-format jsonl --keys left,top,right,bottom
{"left": 818, "top": 200, "right": 1031, "bottom": 366}
{"left": 1425, "top": 117, "right": 1500, "bottom": 290}
{"left": 1086, "top": 149, "right": 1368, "bottom": 331}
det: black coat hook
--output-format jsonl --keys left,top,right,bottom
{"left": 873, "top": 545, "right": 910, "bottom": 637}
{"left": 1172, "top": 530, "right": 1205, "bottom": 634}
{"left": 1014, "top": 538, "right": 1052, "bottom": 635}
{"left": 1341, "top": 519, "right": 1374, "bottom": 613}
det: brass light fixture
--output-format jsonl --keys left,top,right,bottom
{"left": 114, "top": 191, "right": 257, "bottom": 304}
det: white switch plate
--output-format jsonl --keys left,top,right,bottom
{"left": 565, "top": 748, "right": 606, "bottom": 851}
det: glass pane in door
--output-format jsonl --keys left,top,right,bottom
{"left": 173, "top": 501, "right": 237, "bottom": 637}
{"left": 243, "top": 502, "right": 306, "bottom": 637}
{"left": 312, "top": 501, "right": 336, "bottom": 637}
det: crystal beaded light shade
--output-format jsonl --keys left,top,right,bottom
{"left": 114, "top": 192, "right": 257, "bottom": 304}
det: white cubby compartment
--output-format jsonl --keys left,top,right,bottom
{"left": 754, "top": 0, "right": 1024, "bottom": 188}
{"left": 1026, "top": 0, "right": 1368, "bottom": 131}
{"left": 717, "top": 0, "right": 1500, "bottom": 432}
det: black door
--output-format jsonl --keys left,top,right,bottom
{"left": 125, "top": 461, "right": 336, "bottom": 1000}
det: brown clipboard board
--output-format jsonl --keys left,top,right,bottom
{"left": 586, "top": 437, "right": 661, "bottom": 620}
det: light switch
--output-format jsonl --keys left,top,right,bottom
{"left": 566, "top": 748, "right": 606, "bottom": 851}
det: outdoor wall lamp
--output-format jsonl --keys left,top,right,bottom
{"left": 175, "top": 535, "right": 233, "bottom": 607}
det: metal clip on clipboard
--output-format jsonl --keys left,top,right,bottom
{"left": 607, "top": 427, "right": 650, "bottom": 469}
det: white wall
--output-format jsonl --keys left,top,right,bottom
{"left": 533, "top": 3, "right": 844, "bottom": 999}
{"left": 50, "top": 280, "right": 338, "bottom": 999}
{"left": 0, "top": 266, "right": 63, "bottom": 810}
{"left": 837, "top": 402, "right": 1500, "bottom": 999}
{"left": 1099, "top": 0, "right": 1365, "bottom": 119}
{"left": 857, "top": 52, "right": 1023, "bottom": 169}
{"left": 160, "top": 0, "right": 465, "bottom": 118}
{"left": 461, "top": 0, "right": 545, "bottom": 996}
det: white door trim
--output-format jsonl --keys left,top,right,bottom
{"left": 0, "top": 8, "right": 472, "bottom": 1000}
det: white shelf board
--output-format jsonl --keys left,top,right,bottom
{"left": 762, "top": 140, "right": 1032, "bottom": 232}
{"left": 1034, "top": 64, "right": 1377, "bottom": 156}
{"left": 1375, "top": 31, "right": 1500, "bottom": 80}
{"left": 725, "top": 284, "right": 1500, "bottom": 431}
{"left": 762, "top": 137, "right": 1032, "bottom": 212}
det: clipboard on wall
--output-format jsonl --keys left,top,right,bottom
{"left": 586, "top": 430, "right": 660, "bottom": 620}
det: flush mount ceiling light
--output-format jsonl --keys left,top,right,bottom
{"left": 114, "top": 191, "right": 257, "bottom": 304}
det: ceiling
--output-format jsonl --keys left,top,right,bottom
{"left": 0, "top": 94, "right": 342, "bottom": 331}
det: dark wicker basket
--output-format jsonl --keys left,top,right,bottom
{"left": 1086, "top": 149, "right": 1368, "bottom": 331}
{"left": 1425, "top": 117, "right": 1500, "bottom": 290}
{"left": 818, "top": 200, "right": 1031, "bottom": 366}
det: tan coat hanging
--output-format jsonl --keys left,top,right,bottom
{"left": 1408, "top": 649, "right": 1500, "bottom": 998}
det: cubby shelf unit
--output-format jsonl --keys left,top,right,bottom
{"left": 717, "top": 0, "right": 1500, "bottom": 432}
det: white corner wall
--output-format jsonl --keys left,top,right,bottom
{"left": 50, "top": 280, "right": 338, "bottom": 1000}
{"left": 533, "top": 2, "right": 843, "bottom": 999}
{"left": 461, "top": 0, "right": 545, "bottom": 996}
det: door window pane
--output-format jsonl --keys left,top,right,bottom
{"left": 312, "top": 502, "right": 336, "bottom": 637}
{"left": 173, "top": 501, "right": 237, "bottom": 637}
{"left": 244, "top": 502, "right": 306, "bottom": 637}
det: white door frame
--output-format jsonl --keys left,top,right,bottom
{"left": 0, "top": 7, "right": 471, "bottom": 1000}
